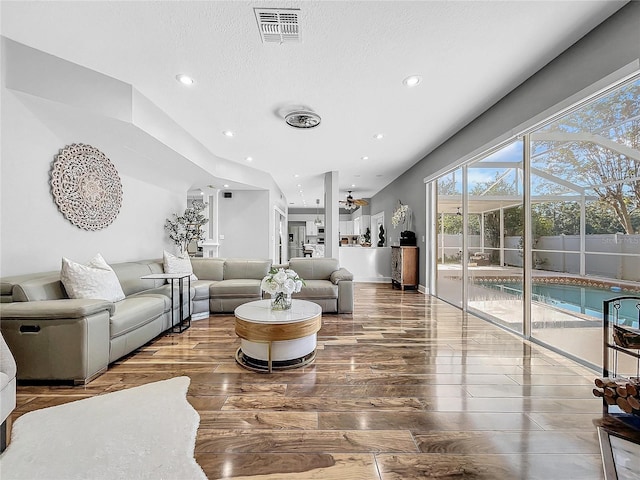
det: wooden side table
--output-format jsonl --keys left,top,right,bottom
{"left": 391, "top": 246, "right": 418, "bottom": 290}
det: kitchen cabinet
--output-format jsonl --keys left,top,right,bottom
{"left": 353, "top": 217, "right": 361, "bottom": 235}
{"left": 339, "top": 221, "right": 354, "bottom": 235}
{"left": 305, "top": 221, "right": 318, "bottom": 237}
{"left": 391, "top": 246, "right": 418, "bottom": 290}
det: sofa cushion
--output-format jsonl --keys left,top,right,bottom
{"left": 190, "top": 258, "right": 225, "bottom": 282}
{"left": 11, "top": 273, "right": 68, "bottom": 302}
{"left": 136, "top": 259, "right": 165, "bottom": 275}
{"left": 192, "top": 280, "right": 216, "bottom": 302}
{"left": 110, "top": 296, "right": 165, "bottom": 338}
{"left": 60, "top": 254, "right": 126, "bottom": 303}
{"left": 223, "top": 260, "right": 271, "bottom": 280}
{"left": 289, "top": 258, "right": 339, "bottom": 281}
{"left": 133, "top": 284, "right": 194, "bottom": 312}
{"left": 163, "top": 251, "right": 197, "bottom": 281}
{"left": 112, "top": 262, "right": 162, "bottom": 297}
{"left": 210, "top": 279, "right": 262, "bottom": 299}
{"left": 1, "top": 281, "right": 14, "bottom": 296}
{"left": 293, "top": 279, "right": 338, "bottom": 299}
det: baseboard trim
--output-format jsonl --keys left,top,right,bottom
{"left": 191, "top": 312, "right": 210, "bottom": 321}
{"left": 353, "top": 277, "right": 391, "bottom": 283}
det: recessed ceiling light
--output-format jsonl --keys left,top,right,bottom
{"left": 245, "top": 156, "right": 253, "bottom": 162}
{"left": 223, "top": 130, "right": 234, "bottom": 137}
{"left": 294, "top": 174, "right": 299, "bottom": 178}
{"left": 351, "top": 184, "right": 356, "bottom": 188}
{"left": 223, "top": 184, "right": 230, "bottom": 188}
{"left": 361, "top": 156, "right": 369, "bottom": 161}
{"left": 176, "top": 74, "right": 194, "bottom": 85}
{"left": 403, "top": 75, "right": 422, "bottom": 87}
{"left": 374, "top": 133, "right": 384, "bottom": 140}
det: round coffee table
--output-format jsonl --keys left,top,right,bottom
{"left": 234, "top": 299, "right": 322, "bottom": 372}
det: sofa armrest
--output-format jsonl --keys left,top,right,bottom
{"left": 0, "top": 300, "right": 112, "bottom": 384}
{"left": 330, "top": 268, "right": 354, "bottom": 285}
{"left": 0, "top": 299, "right": 115, "bottom": 320}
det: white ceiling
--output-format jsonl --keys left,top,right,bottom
{"left": 1, "top": 0, "right": 627, "bottom": 208}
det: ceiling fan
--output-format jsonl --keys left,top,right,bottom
{"left": 339, "top": 191, "right": 368, "bottom": 211}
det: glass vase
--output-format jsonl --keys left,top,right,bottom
{"left": 271, "top": 292, "right": 292, "bottom": 310}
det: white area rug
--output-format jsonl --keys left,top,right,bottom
{"left": 0, "top": 376, "right": 206, "bottom": 480}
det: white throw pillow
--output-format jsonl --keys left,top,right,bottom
{"left": 60, "top": 253, "right": 126, "bottom": 302}
{"left": 163, "top": 251, "right": 198, "bottom": 282}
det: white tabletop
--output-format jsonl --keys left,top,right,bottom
{"left": 235, "top": 299, "right": 321, "bottom": 324}
{"left": 140, "top": 273, "right": 191, "bottom": 279}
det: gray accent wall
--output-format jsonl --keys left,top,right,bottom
{"left": 371, "top": 2, "right": 640, "bottom": 289}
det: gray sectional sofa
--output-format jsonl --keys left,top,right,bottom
{"left": 0, "top": 256, "right": 353, "bottom": 384}
{"left": 288, "top": 257, "right": 354, "bottom": 314}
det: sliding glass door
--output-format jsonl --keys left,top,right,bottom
{"left": 436, "top": 169, "right": 463, "bottom": 307}
{"left": 528, "top": 78, "right": 640, "bottom": 367}
{"left": 465, "top": 142, "right": 524, "bottom": 333}
{"left": 426, "top": 75, "right": 640, "bottom": 368}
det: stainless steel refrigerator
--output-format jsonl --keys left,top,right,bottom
{"left": 288, "top": 225, "right": 305, "bottom": 259}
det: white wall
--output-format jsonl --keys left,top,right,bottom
{"left": 218, "top": 190, "right": 270, "bottom": 260}
{"left": 0, "top": 90, "right": 184, "bottom": 276}
{"left": 0, "top": 38, "right": 290, "bottom": 276}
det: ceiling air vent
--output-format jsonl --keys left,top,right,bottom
{"left": 254, "top": 8, "right": 300, "bottom": 44}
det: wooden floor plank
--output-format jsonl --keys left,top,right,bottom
{"left": 11, "top": 283, "right": 605, "bottom": 479}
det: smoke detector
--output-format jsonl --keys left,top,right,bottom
{"left": 285, "top": 110, "right": 321, "bottom": 129}
{"left": 254, "top": 8, "right": 300, "bottom": 44}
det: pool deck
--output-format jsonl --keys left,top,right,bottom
{"left": 438, "top": 264, "right": 640, "bottom": 370}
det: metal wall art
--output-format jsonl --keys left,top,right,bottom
{"left": 50, "top": 143, "right": 123, "bottom": 230}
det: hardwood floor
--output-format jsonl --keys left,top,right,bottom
{"left": 13, "top": 283, "right": 604, "bottom": 479}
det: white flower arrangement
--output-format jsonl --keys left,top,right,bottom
{"left": 392, "top": 202, "right": 410, "bottom": 229}
{"left": 261, "top": 267, "right": 305, "bottom": 310}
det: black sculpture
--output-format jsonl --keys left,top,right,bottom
{"left": 378, "top": 224, "right": 385, "bottom": 247}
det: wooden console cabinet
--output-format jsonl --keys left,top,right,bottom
{"left": 391, "top": 246, "right": 418, "bottom": 290}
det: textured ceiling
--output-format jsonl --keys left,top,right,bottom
{"left": 0, "top": 1, "right": 627, "bottom": 208}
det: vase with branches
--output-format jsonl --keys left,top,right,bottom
{"left": 164, "top": 201, "right": 209, "bottom": 254}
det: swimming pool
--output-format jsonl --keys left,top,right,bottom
{"left": 477, "top": 281, "right": 640, "bottom": 326}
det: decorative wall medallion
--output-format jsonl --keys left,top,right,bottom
{"left": 50, "top": 143, "right": 123, "bottom": 231}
